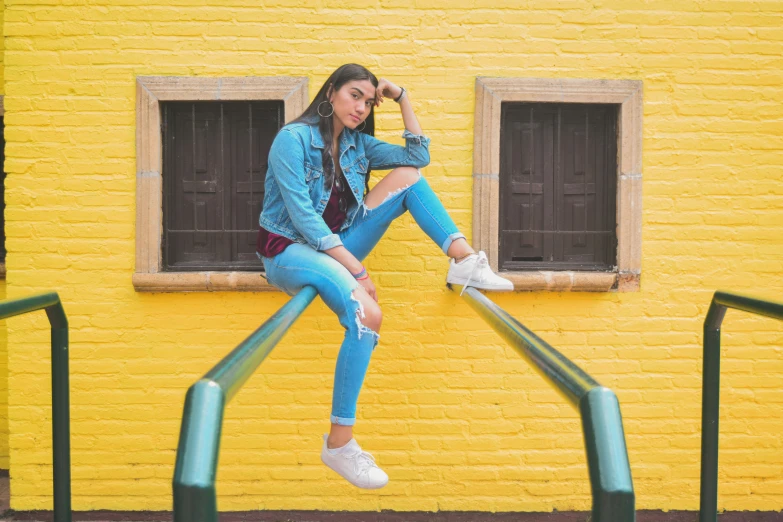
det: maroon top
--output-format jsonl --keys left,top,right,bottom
{"left": 257, "top": 170, "right": 349, "bottom": 258}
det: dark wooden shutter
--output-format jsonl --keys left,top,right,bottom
{"left": 500, "top": 105, "right": 554, "bottom": 264}
{"left": 162, "top": 101, "right": 283, "bottom": 271}
{"left": 227, "top": 103, "right": 281, "bottom": 265}
{"left": 499, "top": 103, "right": 617, "bottom": 271}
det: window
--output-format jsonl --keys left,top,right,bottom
{"left": 499, "top": 103, "right": 617, "bottom": 272}
{"left": 134, "top": 77, "right": 308, "bottom": 292}
{"left": 473, "top": 78, "right": 642, "bottom": 292}
{"left": 161, "top": 101, "right": 283, "bottom": 271}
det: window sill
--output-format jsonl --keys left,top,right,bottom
{"left": 502, "top": 271, "right": 639, "bottom": 292}
{"left": 132, "top": 271, "right": 640, "bottom": 293}
{"left": 133, "top": 272, "right": 278, "bottom": 292}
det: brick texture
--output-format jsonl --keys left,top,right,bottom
{"left": 2, "top": 0, "right": 783, "bottom": 513}
{"left": 0, "top": 0, "right": 7, "bottom": 471}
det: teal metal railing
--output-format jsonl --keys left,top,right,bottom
{"left": 0, "top": 292, "right": 71, "bottom": 522}
{"left": 172, "top": 286, "right": 317, "bottom": 522}
{"left": 700, "top": 290, "right": 783, "bottom": 522}
{"left": 459, "top": 286, "right": 635, "bottom": 522}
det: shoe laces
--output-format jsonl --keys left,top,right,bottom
{"left": 460, "top": 251, "right": 488, "bottom": 296}
{"left": 349, "top": 449, "right": 379, "bottom": 476}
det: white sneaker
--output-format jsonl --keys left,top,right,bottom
{"left": 320, "top": 434, "right": 389, "bottom": 489}
{"left": 446, "top": 251, "right": 514, "bottom": 295}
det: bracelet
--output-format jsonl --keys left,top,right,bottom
{"left": 394, "top": 87, "right": 406, "bottom": 103}
{"left": 356, "top": 274, "right": 370, "bottom": 281}
{"left": 352, "top": 266, "right": 367, "bottom": 279}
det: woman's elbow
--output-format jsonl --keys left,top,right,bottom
{"left": 411, "top": 152, "right": 430, "bottom": 168}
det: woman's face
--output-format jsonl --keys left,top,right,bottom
{"left": 329, "top": 79, "right": 376, "bottom": 131}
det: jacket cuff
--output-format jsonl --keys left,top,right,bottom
{"left": 402, "top": 129, "right": 431, "bottom": 147}
{"left": 316, "top": 233, "right": 343, "bottom": 251}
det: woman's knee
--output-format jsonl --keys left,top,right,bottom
{"left": 389, "top": 166, "right": 422, "bottom": 186}
{"left": 351, "top": 287, "right": 382, "bottom": 333}
{"left": 364, "top": 167, "right": 423, "bottom": 210}
{"left": 362, "top": 301, "right": 383, "bottom": 332}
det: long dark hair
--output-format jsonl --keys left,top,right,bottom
{"left": 289, "top": 64, "right": 378, "bottom": 196}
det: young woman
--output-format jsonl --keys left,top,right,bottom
{"left": 257, "top": 63, "right": 513, "bottom": 489}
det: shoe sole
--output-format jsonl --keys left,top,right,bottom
{"left": 446, "top": 275, "right": 514, "bottom": 291}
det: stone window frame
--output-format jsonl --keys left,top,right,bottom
{"left": 473, "top": 77, "right": 643, "bottom": 292}
{"left": 134, "top": 76, "right": 308, "bottom": 292}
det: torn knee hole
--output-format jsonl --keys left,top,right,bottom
{"left": 349, "top": 289, "right": 381, "bottom": 340}
{"left": 364, "top": 170, "right": 423, "bottom": 212}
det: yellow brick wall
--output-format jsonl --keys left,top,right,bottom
{"left": 0, "top": 0, "right": 8, "bottom": 471}
{"left": 4, "top": 0, "right": 783, "bottom": 513}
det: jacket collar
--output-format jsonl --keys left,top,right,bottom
{"left": 309, "top": 124, "right": 358, "bottom": 151}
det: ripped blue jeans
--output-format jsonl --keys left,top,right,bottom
{"left": 261, "top": 172, "right": 465, "bottom": 426}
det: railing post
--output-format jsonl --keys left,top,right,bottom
{"left": 46, "top": 301, "right": 71, "bottom": 522}
{"left": 459, "top": 287, "right": 635, "bottom": 521}
{"left": 699, "top": 302, "right": 726, "bottom": 522}
{"left": 696, "top": 292, "right": 783, "bottom": 521}
{"left": 580, "top": 387, "right": 635, "bottom": 522}
{"left": 173, "top": 380, "right": 225, "bottom": 522}
{"left": 172, "top": 286, "right": 316, "bottom": 520}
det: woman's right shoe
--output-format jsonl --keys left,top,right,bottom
{"left": 446, "top": 251, "right": 514, "bottom": 295}
{"left": 320, "top": 434, "right": 389, "bottom": 489}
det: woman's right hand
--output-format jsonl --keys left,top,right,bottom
{"left": 322, "top": 245, "right": 377, "bottom": 301}
{"left": 375, "top": 78, "right": 402, "bottom": 106}
{"left": 358, "top": 275, "right": 378, "bottom": 302}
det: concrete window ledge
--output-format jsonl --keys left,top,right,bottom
{"left": 502, "top": 271, "right": 626, "bottom": 292}
{"left": 132, "top": 271, "right": 636, "bottom": 293}
{"left": 132, "top": 272, "right": 278, "bottom": 292}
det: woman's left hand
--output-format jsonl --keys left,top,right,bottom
{"left": 375, "top": 78, "right": 402, "bottom": 107}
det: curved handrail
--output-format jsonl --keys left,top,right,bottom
{"left": 459, "top": 287, "right": 635, "bottom": 522}
{"left": 0, "top": 292, "right": 71, "bottom": 522}
{"left": 700, "top": 291, "right": 783, "bottom": 522}
{"left": 172, "top": 286, "right": 317, "bottom": 522}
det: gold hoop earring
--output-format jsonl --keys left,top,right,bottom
{"left": 356, "top": 119, "right": 366, "bottom": 132}
{"left": 317, "top": 100, "right": 334, "bottom": 118}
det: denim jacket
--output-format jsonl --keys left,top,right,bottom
{"left": 258, "top": 119, "right": 431, "bottom": 252}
